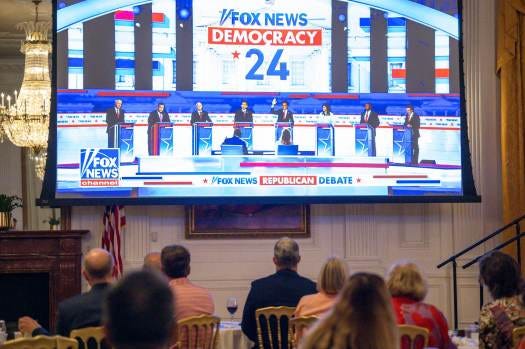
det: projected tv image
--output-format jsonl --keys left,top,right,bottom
{"left": 54, "top": 0, "right": 464, "bottom": 202}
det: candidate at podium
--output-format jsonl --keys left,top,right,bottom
{"left": 147, "top": 102, "right": 171, "bottom": 156}
{"left": 105, "top": 99, "right": 125, "bottom": 148}
{"left": 360, "top": 103, "right": 380, "bottom": 156}
{"left": 319, "top": 103, "right": 334, "bottom": 124}
{"left": 403, "top": 105, "right": 421, "bottom": 164}
{"left": 234, "top": 100, "right": 254, "bottom": 122}
{"left": 222, "top": 128, "right": 248, "bottom": 155}
{"left": 190, "top": 102, "right": 212, "bottom": 124}
{"left": 271, "top": 98, "right": 294, "bottom": 124}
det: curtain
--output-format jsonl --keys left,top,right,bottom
{"left": 497, "top": 0, "right": 525, "bottom": 257}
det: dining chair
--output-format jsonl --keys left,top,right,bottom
{"left": 70, "top": 326, "right": 106, "bottom": 349}
{"left": 255, "top": 306, "right": 296, "bottom": 349}
{"left": 174, "top": 314, "right": 220, "bottom": 349}
{"left": 513, "top": 326, "right": 525, "bottom": 347}
{"left": 2, "top": 335, "right": 79, "bottom": 349}
{"left": 398, "top": 324, "right": 429, "bottom": 349}
{"left": 290, "top": 315, "right": 319, "bottom": 348}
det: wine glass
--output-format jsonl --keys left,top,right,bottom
{"left": 226, "top": 297, "right": 238, "bottom": 322}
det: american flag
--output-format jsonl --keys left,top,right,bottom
{"left": 102, "top": 205, "right": 125, "bottom": 278}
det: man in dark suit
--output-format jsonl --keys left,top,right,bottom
{"left": 190, "top": 102, "right": 212, "bottom": 124}
{"left": 18, "top": 248, "right": 114, "bottom": 337}
{"left": 222, "top": 128, "right": 248, "bottom": 155}
{"left": 271, "top": 98, "right": 294, "bottom": 124}
{"left": 404, "top": 105, "right": 421, "bottom": 164}
{"left": 234, "top": 100, "right": 254, "bottom": 122}
{"left": 360, "top": 103, "right": 381, "bottom": 156}
{"left": 241, "top": 238, "right": 316, "bottom": 348}
{"left": 147, "top": 103, "right": 171, "bottom": 155}
{"left": 106, "top": 99, "right": 125, "bottom": 148}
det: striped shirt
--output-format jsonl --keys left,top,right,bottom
{"left": 169, "top": 277, "right": 215, "bottom": 321}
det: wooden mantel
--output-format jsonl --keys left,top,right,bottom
{"left": 0, "top": 230, "right": 89, "bottom": 332}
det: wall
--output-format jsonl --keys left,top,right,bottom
{"left": 69, "top": 0, "right": 501, "bottom": 328}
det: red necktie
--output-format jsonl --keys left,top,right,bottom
{"left": 365, "top": 111, "right": 369, "bottom": 122}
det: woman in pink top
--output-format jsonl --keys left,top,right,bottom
{"left": 295, "top": 257, "right": 348, "bottom": 318}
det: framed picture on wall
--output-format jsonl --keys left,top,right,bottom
{"left": 185, "top": 205, "right": 310, "bottom": 239}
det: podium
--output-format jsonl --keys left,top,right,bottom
{"left": 152, "top": 122, "right": 174, "bottom": 156}
{"left": 275, "top": 122, "right": 293, "bottom": 144}
{"left": 192, "top": 122, "right": 213, "bottom": 156}
{"left": 316, "top": 123, "right": 335, "bottom": 156}
{"left": 392, "top": 126, "right": 412, "bottom": 163}
{"left": 355, "top": 124, "right": 373, "bottom": 157}
{"left": 111, "top": 123, "right": 134, "bottom": 162}
{"left": 234, "top": 122, "right": 253, "bottom": 151}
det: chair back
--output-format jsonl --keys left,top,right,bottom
{"left": 70, "top": 326, "right": 106, "bottom": 349}
{"left": 398, "top": 325, "right": 429, "bottom": 349}
{"left": 290, "top": 316, "right": 318, "bottom": 348}
{"left": 513, "top": 326, "right": 525, "bottom": 347}
{"left": 2, "top": 335, "right": 79, "bottom": 349}
{"left": 255, "top": 306, "right": 295, "bottom": 349}
{"left": 175, "top": 315, "right": 220, "bottom": 349}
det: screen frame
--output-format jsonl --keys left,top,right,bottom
{"left": 39, "top": 0, "right": 481, "bottom": 207}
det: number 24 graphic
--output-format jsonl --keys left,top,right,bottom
{"left": 245, "top": 49, "right": 290, "bottom": 81}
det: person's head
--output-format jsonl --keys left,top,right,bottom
{"left": 406, "top": 105, "right": 414, "bottom": 114}
{"left": 241, "top": 100, "right": 248, "bottom": 110}
{"left": 301, "top": 273, "right": 397, "bottom": 349}
{"left": 317, "top": 257, "right": 348, "bottom": 295}
{"left": 157, "top": 103, "right": 165, "bottom": 113}
{"left": 479, "top": 251, "right": 521, "bottom": 300}
{"left": 280, "top": 128, "right": 291, "bottom": 145}
{"left": 82, "top": 248, "right": 114, "bottom": 286}
{"left": 115, "top": 100, "right": 122, "bottom": 109}
{"left": 386, "top": 261, "right": 428, "bottom": 302}
{"left": 364, "top": 103, "right": 372, "bottom": 111}
{"left": 161, "top": 245, "right": 190, "bottom": 279}
{"left": 104, "top": 270, "right": 174, "bottom": 349}
{"left": 233, "top": 128, "right": 242, "bottom": 138}
{"left": 322, "top": 104, "right": 330, "bottom": 113}
{"left": 196, "top": 102, "right": 203, "bottom": 111}
{"left": 282, "top": 101, "right": 289, "bottom": 110}
{"left": 143, "top": 252, "right": 162, "bottom": 271}
{"left": 273, "top": 237, "right": 300, "bottom": 271}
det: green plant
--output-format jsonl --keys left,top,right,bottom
{"left": 43, "top": 217, "right": 60, "bottom": 226}
{"left": 0, "top": 194, "right": 22, "bottom": 213}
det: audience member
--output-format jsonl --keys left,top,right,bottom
{"left": 18, "top": 248, "right": 114, "bottom": 337}
{"left": 161, "top": 245, "right": 214, "bottom": 321}
{"left": 387, "top": 261, "right": 456, "bottom": 349}
{"left": 241, "top": 237, "right": 316, "bottom": 348}
{"left": 143, "top": 252, "right": 162, "bottom": 271}
{"left": 300, "top": 272, "right": 398, "bottom": 349}
{"left": 294, "top": 257, "right": 348, "bottom": 317}
{"left": 104, "top": 270, "right": 174, "bottom": 349}
{"left": 479, "top": 251, "right": 525, "bottom": 349}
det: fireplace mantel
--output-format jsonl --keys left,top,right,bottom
{"left": 0, "top": 230, "right": 89, "bottom": 332}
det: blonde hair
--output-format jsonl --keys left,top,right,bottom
{"left": 386, "top": 261, "right": 428, "bottom": 301}
{"left": 318, "top": 257, "right": 348, "bottom": 295}
{"left": 300, "top": 273, "right": 398, "bottom": 349}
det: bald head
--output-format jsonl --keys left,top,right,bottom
{"left": 84, "top": 248, "right": 114, "bottom": 282}
{"left": 143, "top": 252, "right": 162, "bottom": 271}
{"left": 273, "top": 237, "right": 300, "bottom": 270}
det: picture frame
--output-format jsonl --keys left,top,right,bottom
{"left": 185, "top": 204, "right": 310, "bottom": 239}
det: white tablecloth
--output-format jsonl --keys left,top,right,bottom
{"left": 451, "top": 335, "right": 478, "bottom": 349}
{"left": 217, "top": 321, "right": 253, "bottom": 349}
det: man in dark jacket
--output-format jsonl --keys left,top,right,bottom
{"left": 241, "top": 237, "right": 316, "bottom": 348}
{"left": 18, "top": 248, "right": 114, "bottom": 337}
{"left": 404, "top": 105, "right": 421, "bottom": 164}
{"left": 147, "top": 103, "right": 171, "bottom": 155}
{"left": 360, "top": 103, "right": 381, "bottom": 156}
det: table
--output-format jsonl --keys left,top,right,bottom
{"left": 451, "top": 335, "right": 478, "bottom": 349}
{"left": 217, "top": 321, "right": 253, "bottom": 349}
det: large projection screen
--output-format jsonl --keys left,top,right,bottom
{"left": 41, "top": 0, "right": 480, "bottom": 205}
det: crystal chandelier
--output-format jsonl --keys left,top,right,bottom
{"left": 0, "top": 0, "right": 51, "bottom": 180}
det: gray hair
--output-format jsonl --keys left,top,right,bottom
{"left": 274, "top": 237, "right": 300, "bottom": 268}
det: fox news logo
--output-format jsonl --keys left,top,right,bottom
{"left": 80, "top": 149, "right": 120, "bottom": 187}
{"left": 219, "top": 9, "right": 308, "bottom": 26}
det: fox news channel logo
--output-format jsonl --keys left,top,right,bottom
{"left": 80, "top": 149, "right": 120, "bottom": 187}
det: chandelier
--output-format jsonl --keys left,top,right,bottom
{"left": 0, "top": 0, "right": 51, "bottom": 180}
